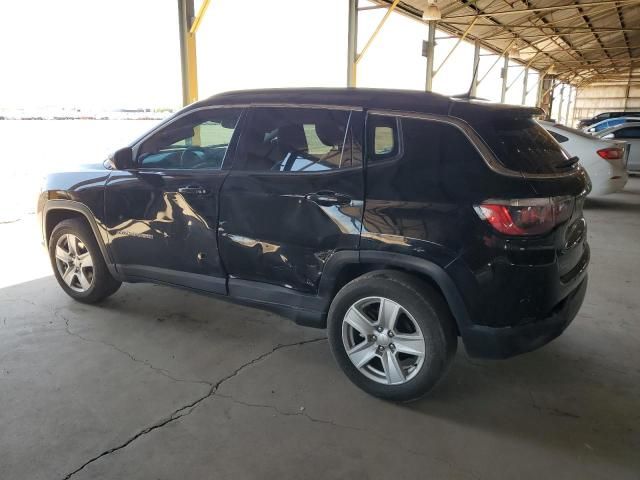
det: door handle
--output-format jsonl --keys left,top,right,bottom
{"left": 178, "top": 185, "right": 209, "bottom": 195}
{"left": 305, "top": 191, "right": 352, "bottom": 206}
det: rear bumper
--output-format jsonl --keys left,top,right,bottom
{"left": 461, "top": 276, "right": 588, "bottom": 359}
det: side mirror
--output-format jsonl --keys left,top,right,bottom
{"left": 106, "top": 147, "right": 133, "bottom": 170}
{"left": 602, "top": 133, "right": 614, "bottom": 140}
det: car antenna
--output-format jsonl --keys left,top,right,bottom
{"left": 451, "top": 53, "right": 480, "bottom": 101}
{"left": 466, "top": 54, "right": 480, "bottom": 99}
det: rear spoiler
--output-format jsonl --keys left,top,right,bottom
{"left": 448, "top": 99, "right": 544, "bottom": 120}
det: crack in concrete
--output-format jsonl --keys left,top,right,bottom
{"left": 216, "top": 393, "right": 363, "bottom": 431}
{"left": 528, "top": 390, "right": 581, "bottom": 419}
{"left": 56, "top": 309, "right": 213, "bottom": 387}
{"left": 59, "top": 334, "right": 326, "bottom": 480}
{"left": 218, "top": 394, "right": 481, "bottom": 480}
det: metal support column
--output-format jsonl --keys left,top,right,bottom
{"left": 521, "top": 67, "right": 529, "bottom": 105}
{"left": 539, "top": 75, "right": 555, "bottom": 120}
{"left": 624, "top": 72, "right": 632, "bottom": 110}
{"left": 536, "top": 74, "right": 545, "bottom": 108}
{"left": 557, "top": 84, "right": 565, "bottom": 123}
{"left": 424, "top": 21, "right": 436, "bottom": 92}
{"left": 470, "top": 40, "right": 480, "bottom": 97}
{"left": 565, "top": 86, "right": 573, "bottom": 126}
{"left": 500, "top": 53, "right": 509, "bottom": 103}
{"left": 178, "top": 0, "right": 198, "bottom": 106}
{"left": 347, "top": 0, "right": 358, "bottom": 87}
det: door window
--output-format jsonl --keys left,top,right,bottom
{"left": 137, "top": 108, "right": 242, "bottom": 170}
{"left": 235, "top": 107, "right": 362, "bottom": 172}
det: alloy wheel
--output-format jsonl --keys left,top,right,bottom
{"left": 54, "top": 234, "right": 94, "bottom": 293}
{"left": 342, "top": 296, "right": 426, "bottom": 385}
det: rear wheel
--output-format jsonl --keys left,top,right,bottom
{"left": 49, "top": 219, "right": 121, "bottom": 303}
{"left": 328, "top": 270, "right": 457, "bottom": 402}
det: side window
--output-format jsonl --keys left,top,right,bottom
{"left": 364, "top": 115, "right": 488, "bottom": 200}
{"left": 137, "top": 108, "right": 242, "bottom": 170}
{"left": 236, "top": 107, "right": 361, "bottom": 172}
{"left": 615, "top": 127, "right": 640, "bottom": 139}
{"left": 548, "top": 130, "right": 569, "bottom": 143}
{"left": 367, "top": 115, "right": 401, "bottom": 162}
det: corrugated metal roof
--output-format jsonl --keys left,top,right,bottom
{"left": 373, "top": 0, "right": 640, "bottom": 85}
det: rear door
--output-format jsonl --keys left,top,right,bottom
{"left": 218, "top": 106, "right": 364, "bottom": 294}
{"left": 104, "top": 107, "right": 243, "bottom": 293}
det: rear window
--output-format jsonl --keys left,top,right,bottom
{"left": 472, "top": 116, "right": 572, "bottom": 174}
{"left": 547, "top": 130, "right": 569, "bottom": 143}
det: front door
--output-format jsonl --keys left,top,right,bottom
{"left": 104, "top": 107, "right": 243, "bottom": 293}
{"left": 218, "top": 106, "right": 364, "bottom": 294}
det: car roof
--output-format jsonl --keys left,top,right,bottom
{"left": 187, "top": 87, "right": 543, "bottom": 120}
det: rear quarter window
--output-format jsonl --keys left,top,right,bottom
{"left": 471, "top": 116, "right": 572, "bottom": 174}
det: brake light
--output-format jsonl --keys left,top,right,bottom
{"left": 474, "top": 197, "right": 574, "bottom": 236}
{"left": 597, "top": 148, "right": 623, "bottom": 160}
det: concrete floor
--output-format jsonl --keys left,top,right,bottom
{"left": 1, "top": 179, "right": 639, "bottom": 480}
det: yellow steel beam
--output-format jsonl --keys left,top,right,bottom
{"left": 190, "top": 0, "right": 212, "bottom": 34}
{"left": 186, "top": 31, "right": 198, "bottom": 104}
{"left": 178, "top": 0, "right": 199, "bottom": 106}
{"left": 355, "top": 0, "right": 401, "bottom": 64}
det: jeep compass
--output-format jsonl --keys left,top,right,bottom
{"left": 39, "top": 88, "right": 590, "bottom": 401}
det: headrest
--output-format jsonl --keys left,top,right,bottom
{"left": 243, "top": 127, "right": 272, "bottom": 157}
{"left": 315, "top": 121, "right": 345, "bottom": 147}
{"left": 277, "top": 124, "right": 308, "bottom": 152}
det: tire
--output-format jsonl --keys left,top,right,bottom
{"left": 49, "top": 218, "right": 121, "bottom": 303}
{"left": 328, "top": 270, "right": 457, "bottom": 402}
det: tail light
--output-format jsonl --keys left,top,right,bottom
{"left": 597, "top": 148, "right": 623, "bottom": 161}
{"left": 474, "top": 197, "right": 574, "bottom": 236}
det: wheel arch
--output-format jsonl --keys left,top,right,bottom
{"left": 320, "top": 250, "right": 471, "bottom": 333}
{"left": 43, "top": 200, "right": 119, "bottom": 278}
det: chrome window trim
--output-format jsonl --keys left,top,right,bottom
{"left": 367, "top": 109, "right": 580, "bottom": 180}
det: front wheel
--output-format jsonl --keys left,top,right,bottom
{"left": 49, "top": 219, "right": 121, "bottom": 303}
{"left": 328, "top": 270, "right": 457, "bottom": 402}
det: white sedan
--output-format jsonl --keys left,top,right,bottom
{"left": 596, "top": 123, "right": 640, "bottom": 173}
{"left": 539, "top": 120, "right": 628, "bottom": 196}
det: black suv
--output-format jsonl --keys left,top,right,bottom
{"left": 39, "top": 88, "right": 590, "bottom": 401}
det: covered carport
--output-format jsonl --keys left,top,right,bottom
{"left": 2, "top": 2, "right": 640, "bottom": 480}
{"left": 177, "top": 0, "right": 640, "bottom": 125}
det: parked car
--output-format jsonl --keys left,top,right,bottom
{"left": 597, "top": 123, "right": 640, "bottom": 173}
{"left": 578, "top": 111, "right": 640, "bottom": 129}
{"left": 540, "top": 120, "right": 628, "bottom": 195}
{"left": 584, "top": 116, "right": 640, "bottom": 134}
{"left": 38, "top": 89, "right": 590, "bottom": 401}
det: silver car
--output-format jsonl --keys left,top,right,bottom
{"left": 597, "top": 123, "right": 640, "bottom": 173}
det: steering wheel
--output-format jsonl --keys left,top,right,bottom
{"left": 179, "top": 147, "right": 205, "bottom": 168}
